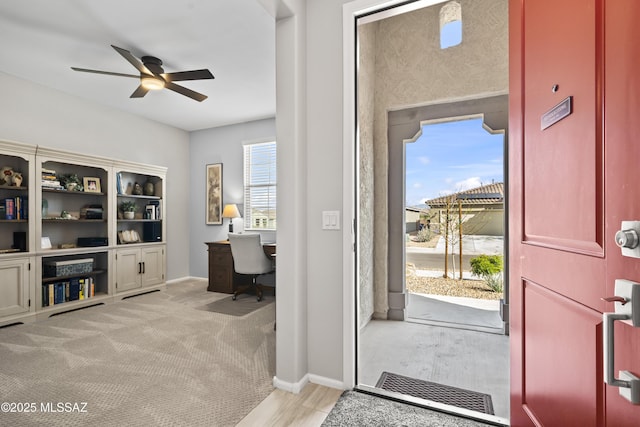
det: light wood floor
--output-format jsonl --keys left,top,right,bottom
{"left": 236, "top": 383, "right": 343, "bottom": 426}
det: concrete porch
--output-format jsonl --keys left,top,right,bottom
{"left": 359, "top": 294, "right": 510, "bottom": 420}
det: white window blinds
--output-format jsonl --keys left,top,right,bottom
{"left": 243, "top": 141, "right": 276, "bottom": 230}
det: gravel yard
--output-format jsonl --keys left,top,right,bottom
{"left": 406, "top": 264, "right": 503, "bottom": 301}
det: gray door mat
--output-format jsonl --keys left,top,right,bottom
{"left": 376, "top": 371, "right": 494, "bottom": 415}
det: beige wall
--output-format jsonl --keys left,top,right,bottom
{"left": 360, "top": 0, "right": 508, "bottom": 319}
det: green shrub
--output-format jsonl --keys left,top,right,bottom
{"left": 470, "top": 254, "right": 503, "bottom": 293}
{"left": 470, "top": 254, "right": 503, "bottom": 277}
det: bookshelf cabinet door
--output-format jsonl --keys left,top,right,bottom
{"left": 0, "top": 257, "right": 31, "bottom": 317}
{"left": 141, "top": 246, "right": 164, "bottom": 287}
{"left": 115, "top": 248, "right": 142, "bottom": 292}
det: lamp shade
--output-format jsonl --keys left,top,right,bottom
{"left": 222, "top": 204, "right": 241, "bottom": 219}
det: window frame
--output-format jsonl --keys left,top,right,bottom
{"left": 243, "top": 140, "right": 277, "bottom": 231}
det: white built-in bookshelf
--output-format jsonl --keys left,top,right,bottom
{"left": 0, "top": 140, "right": 167, "bottom": 326}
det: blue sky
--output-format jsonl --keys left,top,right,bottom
{"left": 405, "top": 118, "right": 504, "bottom": 206}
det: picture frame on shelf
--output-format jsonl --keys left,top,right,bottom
{"left": 41, "top": 236, "right": 52, "bottom": 250}
{"left": 83, "top": 177, "right": 101, "bottom": 193}
{"left": 206, "top": 163, "right": 222, "bottom": 225}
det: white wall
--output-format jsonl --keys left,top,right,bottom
{"left": 188, "top": 118, "right": 276, "bottom": 278}
{"left": 305, "top": 0, "right": 351, "bottom": 383}
{"left": 0, "top": 71, "right": 190, "bottom": 281}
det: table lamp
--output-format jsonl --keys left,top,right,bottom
{"left": 222, "top": 204, "right": 241, "bottom": 233}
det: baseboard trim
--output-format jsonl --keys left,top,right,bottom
{"left": 273, "top": 374, "right": 309, "bottom": 394}
{"left": 308, "top": 374, "right": 347, "bottom": 390}
{"left": 273, "top": 373, "right": 346, "bottom": 394}
{"left": 166, "top": 276, "right": 207, "bottom": 285}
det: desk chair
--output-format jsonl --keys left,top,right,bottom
{"left": 228, "top": 233, "right": 274, "bottom": 301}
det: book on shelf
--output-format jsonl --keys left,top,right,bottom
{"left": 54, "top": 283, "right": 65, "bottom": 305}
{"left": 3, "top": 198, "right": 15, "bottom": 220}
{"left": 69, "top": 279, "right": 80, "bottom": 301}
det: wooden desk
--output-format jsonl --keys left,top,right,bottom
{"left": 205, "top": 241, "right": 276, "bottom": 293}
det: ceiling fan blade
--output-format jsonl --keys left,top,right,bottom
{"left": 162, "top": 69, "right": 214, "bottom": 82}
{"left": 130, "top": 85, "right": 149, "bottom": 98}
{"left": 111, "top": 45, "right": 153, "bottom": 75}
{"left": 71, "top": 67, "right": 139, "bottom": 79}
{"left": 165, "top": 81, "right": 207, "bottom": 102}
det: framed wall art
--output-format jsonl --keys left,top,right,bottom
{"left": 206, "top": 163, "right": 223, "bottom": 225}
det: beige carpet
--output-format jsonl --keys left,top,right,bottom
{"left": 0, "top": 279, "right": 275, "bottom": 426}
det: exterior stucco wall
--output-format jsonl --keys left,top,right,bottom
{"left": 357, "top": 22, "right": 377, "bottom": 327}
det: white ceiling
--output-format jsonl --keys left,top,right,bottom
{"left": 0, "top": 1, "right": 276, "bottom": 132}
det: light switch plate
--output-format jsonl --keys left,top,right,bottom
{"left": 322, "top": 211, "right": 340, "bottom": 230}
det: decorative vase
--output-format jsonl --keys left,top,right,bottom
{"left": 12, "top": 173, "right": 23, "bottom": 187}
{"left": 124, "top": 211, "right": 135, "bottom": 220}
{"left": 143, "top": 180, "right": 154, "bottom": 196}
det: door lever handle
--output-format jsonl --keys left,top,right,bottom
{"left": 603, "top": 280, "right": 640, "bottom": 405}
{"left": 602, "top": 296, "right": 629, "bottom": 305}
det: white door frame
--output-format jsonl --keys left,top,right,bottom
{"left": 341, "top": 0, "right": 450, "bottom": 389}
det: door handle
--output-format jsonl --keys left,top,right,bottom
{"left": 602, "top": 279, "right": 640, "bottom": 404}
{"left": 142, "top": 262, "right": 145, "bottom": 274}
{"left": 138, "top": 262, "right": 142, "bottom": 274}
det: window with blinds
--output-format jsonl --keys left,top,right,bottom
{"left": 243, "top": 141, "right": 276, "bottom": 230}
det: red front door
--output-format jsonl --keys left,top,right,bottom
{"left": 510, "top": 0, "right": 640, "bottom": 425}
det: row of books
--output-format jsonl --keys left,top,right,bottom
{"left": 42, "top": 277, "right": 96, "bottom": 307}
{"left": 41, "top": 167, "right": 64, "bottom": 190}
{"left": 0, "top": 196, "right": 27, "bottom": 220}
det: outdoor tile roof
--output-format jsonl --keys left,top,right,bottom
{"left": 425, "top": 182, "right": 504, "bottom": 208}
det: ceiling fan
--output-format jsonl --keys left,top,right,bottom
{"left": 71, "top": 45, "right": 214, "bottom": 102}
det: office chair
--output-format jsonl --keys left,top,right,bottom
{"left": 228, "top": 233, "right": 274, "bottom": 301}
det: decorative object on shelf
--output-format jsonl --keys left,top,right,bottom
{"left": 119, "top": 201, "right": 137, "bottom": 219}
{"left": 118, "top": 229, "right": 141, "bottom": 244}
{"left": 206, "top": 163, "right": 223, "bottom": 225}
{"left": 12, "top": 172, "right": 22, "bottom": 187}
{"left": 60, "top": 174, "right": 79, "bottom": 190}
{"left": 222, "top": 204, "right": 241, "bottom": 233}
{"left": 83, "top": 177, "right": 101, "bottom": 193}
{"left": 60, "top": 173, "right": 82, "bottom": 191}
{"left": 132, "top": 182, "right": 143, "bottom": 195}
{"left": 143, "top": 179, "right": 155, "bottom": 196}
{"left": 0, "top": 166, "right": 13, "bottom": 186}
{"left": 116, "top": 172, "right": 123, "bottom": 194}
{"left": 59, "top": 210, "right": 78, "bottom": 220}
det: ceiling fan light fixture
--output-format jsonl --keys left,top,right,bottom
{"left": 140, "top": 75, "right": 165, "bottom": 90}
